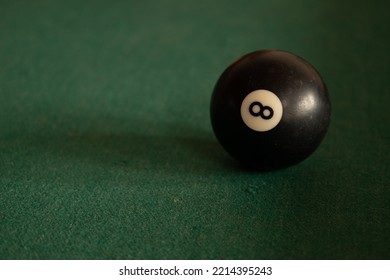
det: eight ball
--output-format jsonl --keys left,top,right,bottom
{"left": 210, "top": 50, "right": 331, "bottom": 171}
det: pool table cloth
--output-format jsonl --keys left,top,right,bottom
{"left": 0, "top": 0, "right": 389, "bottom": 259}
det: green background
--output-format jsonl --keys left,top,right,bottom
{"left": 0, "top": 0, "right": 389, "bottom": 259}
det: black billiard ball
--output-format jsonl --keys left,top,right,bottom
{"left": 210, "top": 50, "right": 331, "bottom": 171}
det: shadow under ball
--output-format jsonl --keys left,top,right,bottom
{"left": 210, "top": 50, "right": 331, "bottom": 171}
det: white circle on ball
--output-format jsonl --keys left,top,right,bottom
{"left": 240, "top": 89, "right": 283, "bottom": 132}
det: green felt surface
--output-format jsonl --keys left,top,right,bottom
{"left": 0, "top": 0, "right": 389, "bottom": 259}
